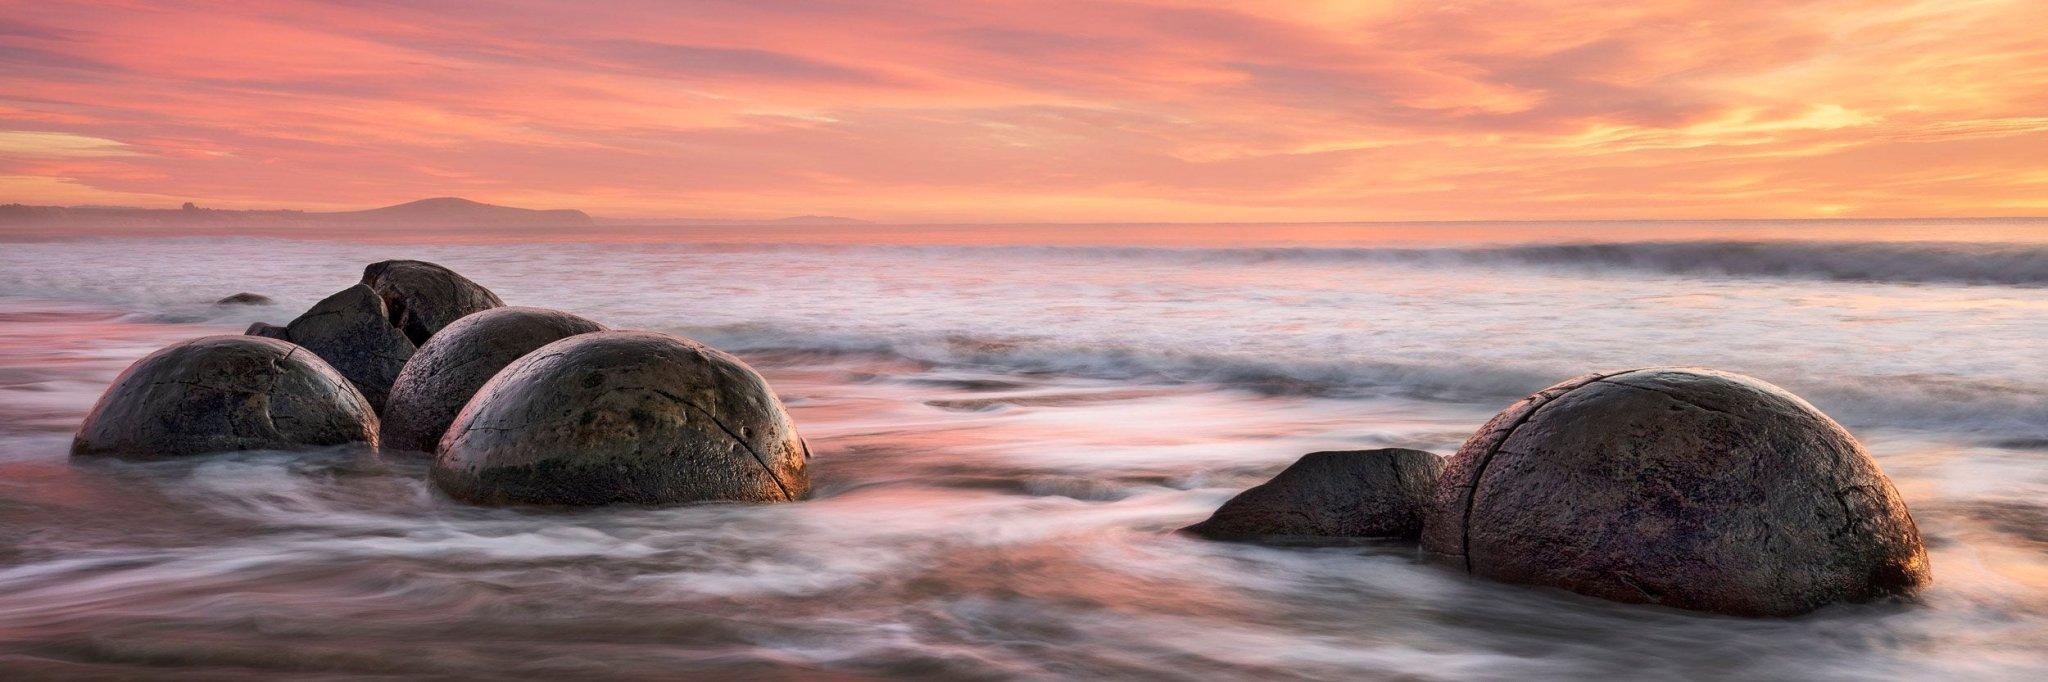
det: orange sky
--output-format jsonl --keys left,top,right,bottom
{"left": 2, "top": 0, "right": 2046, "bottom": 222}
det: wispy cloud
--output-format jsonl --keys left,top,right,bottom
{"left": 0, "top": 0, "right": 2044, "bottom": 220}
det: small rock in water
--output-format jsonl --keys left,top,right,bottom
{"left": 283, "top": 284, "right": 415, "bottom": 411}
{"left": 71, "top": 335, "right": 376, "bottom": 458}
{"left": 214, "top": 292, "right": 274, "bottom": 306}
{"left": 244, "top": 321, "right": 290, "bottom": 339}
{"left": 432, "top": 330, "right": 811, "bottom": 506}
{"left": 361, "top": 259, "right": 504, "bottom": 345}
{"left": 1183, "top": 448, "right": 1443, "bottom": 543}
{"left": 380, "top": 306, "right": 607, "bottom": 454}
{"left": 1420, "top": 367, "right": 1930, "bottom": 617}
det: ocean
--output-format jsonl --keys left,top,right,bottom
{"left": 1, "top": 220, "right": 2044, "bottom": 679}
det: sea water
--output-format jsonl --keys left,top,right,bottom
{"left": 0, "top": 220, "right": 2044, "bottom": 679}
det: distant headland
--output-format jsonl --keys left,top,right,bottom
{"left": 0, "top": 197, "right": 872, "bottom": 229}
{"left": 0, "top": 197, "right": 594, "bottom": 228}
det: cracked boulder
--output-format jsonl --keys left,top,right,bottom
{"left": 361, "top": 260, "right": 504, "bottom": 346}
{"left": 283, "top": 284, "right": 415, "bottom": 411}
{"left": 380, "top": 306, "right": 607, "bottom": 454}
{"left": 72, "top": 335, "right": 377, "bottom": 458}
{"left": 1183, "top": 448, "right": 1442, "bottom": 543}
{"left": 431, "top": 330, "right": 811, "bottom": 506}
{"left": 1420, "top": 367, "right": 1929, "bottom": 617}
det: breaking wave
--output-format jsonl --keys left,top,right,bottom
{"left": 832, "top": 240, "right": 2048, "bottom": 286}
{"left": 692, "top": 325, "right": 2048, "bottom": 439}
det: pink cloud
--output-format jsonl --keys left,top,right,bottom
{"left": 1, "top": 0, "right": 2045, "bottom": 221}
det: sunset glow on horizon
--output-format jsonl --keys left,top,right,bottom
{"left": 4, "top": 0, "right": 2047, "bottom": 222}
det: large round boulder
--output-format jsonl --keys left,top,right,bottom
{"left": 1420, "top": 367, "right": 1929, "bottom": 617}
{"left": 1183, "top": 448, "right": 1443, "bottom": 543}
{"left": 379, "top": 306, "right": 607, "bottom": 454}
{"left": 72, "top": 336, "right": 377, "bottom": 458}
{"left": 280, "top": 283, "right": 416, "bottom": 412}
{"left": 431, "top": 331, "right": 811, "bottom": 506}
{"left": 361, "top": 260, "right": 504, "bottom": 345}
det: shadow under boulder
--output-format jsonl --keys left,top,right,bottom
{"left": 71, "top": 335, "right": 377, "bottom": 458}
{"left": 380, "top": 306, "right": 607, "bottom": 454}
{"left": 431, "top": 330, "right": 811, "bottom": 506}
{"left": 1183, "top": 448, "right": 1443, "bottom": 544}
{"left": 1420, "top": 367, "right": 1930, "bottom": 617}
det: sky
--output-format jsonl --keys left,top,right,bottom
{"left": 2, "top": 0, "right": 2046, "bottom": 223}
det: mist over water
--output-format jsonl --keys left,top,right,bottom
{"left": 2, "top": 220, "right": 2046, "bottom": 679}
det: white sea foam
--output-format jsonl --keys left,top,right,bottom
{"left": 2, "top": 223, "right": 2047, "bottom": 678}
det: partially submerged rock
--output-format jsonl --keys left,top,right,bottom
{"left": 244, "top": 321, "right": 289, "bottom": 339}
{"left": 214, "top": 292, "right": 274, "bottom": 306}
{"left": 432, "top": 331, "right": 810, "bottom": 506}
{"left": 283, "top": 284, "right": 415, "bottom": 411}
{"left": 380, "top": 306, "right": 607, "bottom": 454}
{"left": 360, "top": 260, "right": 504, "bottom": 345}
{"left": 71, "top": 335, "right": 376, "bottom": 458}
{"left": 1420, "top": 367, "right": 1930, "bottom": 617}
{"left": 1184, "top": 448, "right": 1442, "bottom": 543}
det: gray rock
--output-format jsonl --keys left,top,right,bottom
{"left": 360, "top": 260, "right": 504, "bottom": 345}
{"left": 432, "top": 331, "right": 810, "bottom": 506}
{"left": 379, "top": 306, "right": 607, "bottom": 454}
{"left": 72, "top": 335, "right": 376, "bottom": 458}
{"left": 1183, "top": 448, "right": 1442, "bottom": 543}
{"left": 284, "top": 284, "right": 415, "bottom": 411}
{"left": 1420, "top": 367, "right": 1930, "bottom": 617}
{"left": 215, "top": 292, "right": 274, "bottom": 306}
{"left": 245, "top": 322, "right": 290, "bottom": 339}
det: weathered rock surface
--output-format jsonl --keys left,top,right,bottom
{"left": 215, "top": 292, "right": 274, "bottom": 306}
{"left": 1420, "top": 367, "right": 1930, "bottom": 617}
{"left": 244, "top": 322, "right": 290, "bottom": 339}
{"left": 432, "top": 331, "right": 811, "bottom": 506}
{"left": 379, "top": 306, "right": 607, "bottom": 454}
{"left": 1183, "top": 448, "right": 1442, "bottom": 543}
{"left": 284, "top": 284, "right": 415, "bottom": 411}
{"left": 71, "top": 335, "right": 377, "bottom": 458}
{"left": 360, "top": 260, "right": 503, "bottom": 345}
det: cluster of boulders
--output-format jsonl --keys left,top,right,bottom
{"left": 1181, "top": 367, "right": 1930, "bottom": 617}
{"left": 79, "top": 279, "right": 1933, "bottom": 617}
{"left": 72, "top": 260, "right": 810, "bottom": 506}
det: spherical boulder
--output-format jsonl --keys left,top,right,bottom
{"left": 1420, "top": 367, "right": 1929, "bottom": 617}
{"left": 1183, "top": 448, "right": 1443, "bottom": 543}
{"left": 72, "top": 336, "right": 377, "bottom": 458}
{"left": 282, "top": 284, "right": 416, "bottom": 411}
{"left": 431, "top": 331, "right": 810, "bottom": 506}
{"left": 379, "top": 306, "right": 607, "bottom": 454}
{"left": 360, "top": 260, "right": 504, "bottom": 345}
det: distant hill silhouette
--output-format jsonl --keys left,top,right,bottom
{"left": 593, "top": 214, "right": 872, "bottom": 225}
{"left": 0, "top": 197, "right": 594, "bottom": 228}
{"left": 321, "top": 197, "right": 593, "bottom": 226}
